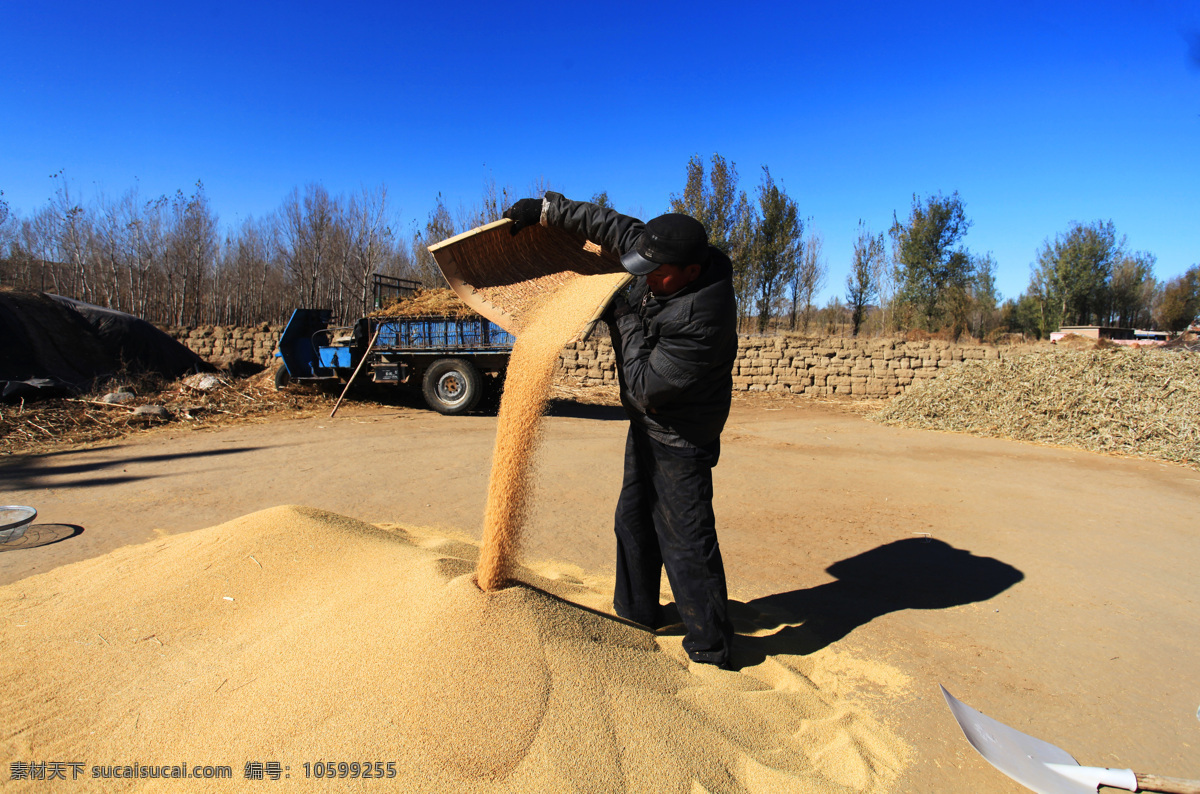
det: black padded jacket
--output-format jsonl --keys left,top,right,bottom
{"left": 542, "top": 192, "right": 738, "bottom": 449}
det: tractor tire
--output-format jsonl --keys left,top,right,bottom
{"left": 422, "top": 358, "right": 483, "bottom": 415}
{"left": 274, "top": 364, "right": 290, "bottom": 391}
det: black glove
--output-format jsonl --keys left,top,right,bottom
{"left": 602, "top": 293, "right": 634, "bottom": 324}
{"left": 502, "top": 198, "right": 543, "bottom": 236}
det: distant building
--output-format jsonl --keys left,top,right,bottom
{"left": 1050, "top": 326, "right": 1167, "bottom": 346}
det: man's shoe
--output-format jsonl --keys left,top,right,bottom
{"left": 689, "top": 657, "right": 732, "bottom": 671}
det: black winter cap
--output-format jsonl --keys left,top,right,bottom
{"left": 620, "top": 213, "right": 709, "bottom": 276}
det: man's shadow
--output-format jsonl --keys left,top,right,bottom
{"left": 663, "top": 538, "right": 1024, "bottom": 667}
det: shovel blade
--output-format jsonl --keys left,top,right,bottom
{"left": 940, "top": 685, "right": 1097, "bottom": 794}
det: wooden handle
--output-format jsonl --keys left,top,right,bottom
{"left": 1137, "top": 772, "right": 1200, "bottom": 794}
{"left": 329, "top": 325, "right": 381, "bottom": 418}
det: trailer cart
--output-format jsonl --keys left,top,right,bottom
{"left": 273, "top": 309, "right": 515, "bottom": 415}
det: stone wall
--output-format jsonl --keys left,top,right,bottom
{"left": 164, "top": 324, "right": 283, "bottom": 367}
{"left": 557, "top": 335, "right": 1002, "bottom": 397}
{"left": 166, "top": 324, "right": 1001, "bottom": 398}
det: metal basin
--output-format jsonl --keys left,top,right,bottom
{"left": 0, "top": 506, "right": 37, "bottom": 543}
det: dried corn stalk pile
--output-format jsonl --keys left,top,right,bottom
{"left": 1, "top": 371, "right": 331, "bottom": 455}
{"left": 369, "top": 288, "right": 478, "bottom": 319}
{"left": 871, "top": 347, "right": 1200, "bottom": 468}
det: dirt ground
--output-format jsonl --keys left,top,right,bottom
{"left": 2, "top": 394, "right": 1198, "bottom": 792}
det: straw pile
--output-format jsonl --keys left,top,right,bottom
{"left": 1, "top": 371, "right": 331, "bottom": 455}
{"left": 1, "top": 505, "right": 910, "bottom": 792}
{"left": 871, "top": 347, "right": 1200, "bottom": 467}
{"left": 370, "top": 288, "right": 479, "bottom": 319}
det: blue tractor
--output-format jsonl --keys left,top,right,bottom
{"left": 274, "top": 277, "right": 515, "bottom": 415}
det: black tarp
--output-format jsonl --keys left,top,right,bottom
{"left": 0, "top": 291, "right": 209, "bottom": 401}
{"left": 48, "top": 295, "right": 209, "bottom": 380}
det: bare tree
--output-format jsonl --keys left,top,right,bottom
{"left": 411, "top": 193, "right": 456, "bottom": 288}
{"left": 278, "top": 184, "right": 340, "bottom": 310}
{"left": 344, "top": 185, "right": 397, "bottom": 317}
{"left": 0, "top": 190, "right": 28, "bottom": 290}
{"left": 164, "top": 183, "right": 218, "bottom": 325}
{"left": 967, "top": 253, "right": 999, "bottom": 339}
{"left": 820, "top": 296, "right": 848, "bottom": 337}
{"left": 138, "top": 195, "right": 170, "bottom": 320}
{"left": 0, "top": 190, "right": 12, "bottom": 258}
{"left": 526, "top": 176, "right": 553, "bottom": 200}
{"left": 49, "top": 174, "right": 90, "bottom": 301}
{"left": 454, "top": 177, "right": 519, "bottom": 233}
{"left": 799, "top": 231, "right": 826, "bottom": 333}
{"left": 478, "top": 176, "right": 514, "bottom": 226}
{"left": 846, "top": 221, "right": 884, "bottom": 337}
{"left": 93, "top": 190, "right": 133, "bottom": 313}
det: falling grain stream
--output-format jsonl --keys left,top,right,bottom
{"left": 475, "top": 272, "right": 629, "bottom": 590}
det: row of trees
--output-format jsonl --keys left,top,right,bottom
{"left": 1, "top": 168, "right": 1195, "bottom": 337}
{"left": 1003, "top": 221, "right": 1198, "bottom": 336}
{"left": 665, "top": 157, "right": 1195, "bottom": 339}
{"left": 664, "top": 156, "right": 1004, "bottom": 338}
{"left": 0, "top": 178, "right": 416, "bottom": 326}
{"left": 668, "top": 155, "right": 827, "bottom": 333}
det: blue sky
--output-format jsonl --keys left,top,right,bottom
{"left": 3, "top": 0, "right": 1197, "bottom": 304}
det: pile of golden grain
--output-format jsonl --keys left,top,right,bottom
{"left": 1, "top": 505, "right": 910, "bottom": 792}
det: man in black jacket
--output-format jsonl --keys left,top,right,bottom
{"left": 505, "top": 192, "right": 738, "bottom": 668}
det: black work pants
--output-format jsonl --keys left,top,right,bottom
{"left": 613, "top": 425, "right": 732, "bottom": 666}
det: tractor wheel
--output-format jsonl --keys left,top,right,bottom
{"left": 421, "top": 358, "right": 483, "bottom": 415}
{"left": 274, "top": 364, "right": 291, "bottom": 391}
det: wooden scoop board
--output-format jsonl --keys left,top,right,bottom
{"left": 429, "top": 219, "right": 630, "bottom": 336}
